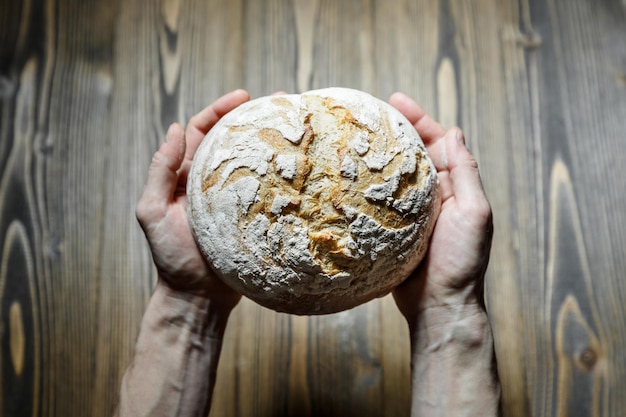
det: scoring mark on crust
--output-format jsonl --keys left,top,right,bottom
{"left": 201, "top": 94, "right": 433, "bottom": 276}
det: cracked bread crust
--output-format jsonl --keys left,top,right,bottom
{"left": 188, "top": 88, "right": 440, "bottom": 315}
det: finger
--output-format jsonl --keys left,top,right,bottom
{"left": 140, "top": 123, "right": 186, "bottom": 208}
{"left": 178, "top": 89, "right": 250, "bottom": 182}
{"left": 388, "top": 92, "right": 446, "bottom": 145}
{"left": 184, "top": 89, "right": 250, "bottom": 162}
{"left": 423, "top": 138, "right": 450, "bottom": 173}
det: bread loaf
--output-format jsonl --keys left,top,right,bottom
{"left": 187, "top": 88, "right": 440, "bottom": 314}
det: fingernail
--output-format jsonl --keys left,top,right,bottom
{"left": 233, "top": 89, "right": 250, "bottom": 98}
{"left": 166, "top": 123, "right": 179, "bottom": 142}
{"left": 390, "top": 92, "right": 406, "bottom": 101}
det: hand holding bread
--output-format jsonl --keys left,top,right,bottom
{"left": 136, "top": 88, "right": 492, "bottom": 319}
{"left": 389, "top": 92, "right": 493, "bottom": 324}
{"left": 129, "top": 89, "right": 498, "bottom": 417}
{"left": 135, "top": 90, "right": 251, "bottom": 311}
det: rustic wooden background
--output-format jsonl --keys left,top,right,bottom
{"left": 1, "top": 0, "right": 625, "bottom": 416}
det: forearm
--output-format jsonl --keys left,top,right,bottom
{"left": 115, "top": 279, "right": 231, "bottom": 417}
{"left": 409, "top": 304, "right": 500, "bottom": 417}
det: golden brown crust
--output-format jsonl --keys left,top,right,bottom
{"left": 188, "top": 88, "right": 440, "bottom": 315}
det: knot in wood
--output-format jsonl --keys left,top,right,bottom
{"left": 578, "top": 347, "right": 597, "bottom": 371}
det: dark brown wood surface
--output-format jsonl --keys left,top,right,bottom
{"left": 1, "top": 0, "right": 625, "bottom": 416}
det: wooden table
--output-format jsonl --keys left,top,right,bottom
{"left": 1, "top": 0, "right": 625, "bottom": 416}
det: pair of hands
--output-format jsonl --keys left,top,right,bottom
{"left": 135, "top": 90, "right": 493, "bottom": 321}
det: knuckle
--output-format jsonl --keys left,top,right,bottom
{"left": 458, "top": 196, "right": 492, "bottom": 229}
{"left": 151, "top": 142, "right": 181, "bottom": 171}
{"left": 151, "top": 149, "right": 167, "bottom": 168}
{"left": 135, "top": 199, "right": 150, "bottom": 224}
{"left": 136, "top": 196, "right": 167, "bottom": 227}
{"left": 466, "top": 155, "right": 479, "bottom": 170}
{"left": 475, "top": 199, "right": 493, "bottom": 229}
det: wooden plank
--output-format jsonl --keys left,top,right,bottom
{"left": 0, "top": 4, "right": 39, "bottom": 416}
{"left": 90, "top": 1, "right": 161, "bottom": 415}
{"left": 489, "top": 0, "right": 626, "bottom": 416}
{"left": 535, "top": 0, "right": 626, "bottom": 415}
{"left": 1, "top": 1, "right": 119, "bottom": 416}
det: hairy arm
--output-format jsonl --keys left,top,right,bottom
{"left": 389, "top": 92, "right": 500, "bottom": 416}
{"left": 115, "top": 280, "right": 230, "bottom": 417}
{"left": 115, "top": 90, "right": 249, "bottom": 416}
{"left": 409, "top": 303, "right": 499, "bottom": 417}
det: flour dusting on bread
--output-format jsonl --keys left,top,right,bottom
{"left": 188, "top": 88, "right": 440, "bottom": 314}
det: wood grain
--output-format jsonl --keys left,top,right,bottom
{"left": 1, "top": 0, "right": 625, "bottom": 416}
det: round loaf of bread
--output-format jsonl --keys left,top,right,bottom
{"left": 188, "top": 88, "right": 440, "bottom": 315}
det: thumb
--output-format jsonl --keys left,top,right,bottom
{"left": 137, "top": 123, "right": 186, "bottom": 218}
{"left": 446, "top": 128, "right": 488, "bottom": 209}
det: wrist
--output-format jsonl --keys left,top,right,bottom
{"left": 408, "top": 303, "right": 491, "bottom": 355}
{"left": 403, "top": 276, "right": 485, "bottom": 326}
{"left": 407, "top": 304, "right": 501, "bottom": 417}
{"left": 150, "top": 278, "right": 232, "bottom": 340}
{"left": 117, "top": 279, "right": 232, "bottom": 417}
